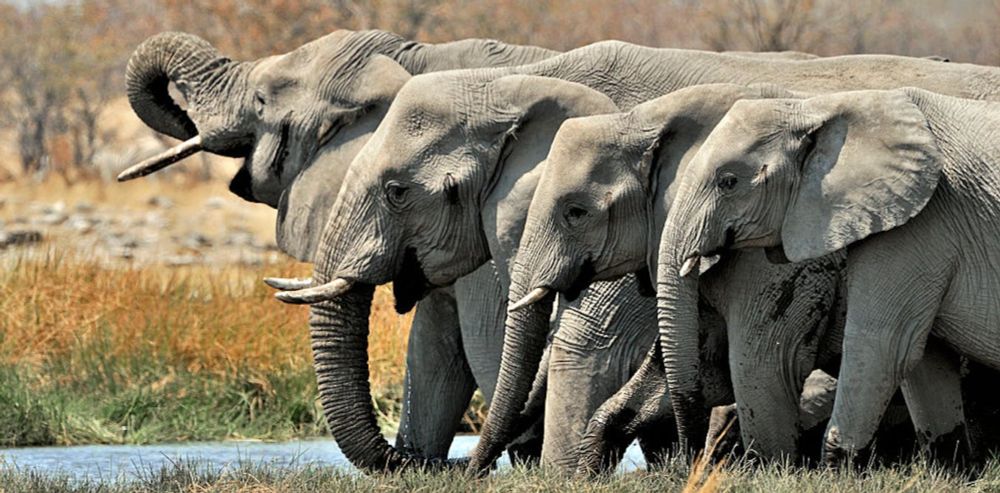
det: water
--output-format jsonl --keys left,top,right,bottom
{"left": 0, "top": 435, "right": 646, "bottom": 481}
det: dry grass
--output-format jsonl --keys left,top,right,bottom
{"left": 0, "top": 251, "right": 414, "bottom": 444}
{"left": 0, "top": 253, "right": 411, "bottom": 390}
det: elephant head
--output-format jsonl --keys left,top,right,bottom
{"left": 121, "top": 30, "right": 419, "bottom": 260}
{"left": 658, "top": 89, "right": 942, "bottom": 453}
{"left": 278, "top": 72, "right": 617, "bottom": 471}
{"left": 510, "top": 84, "right": 796, "bottom": 304}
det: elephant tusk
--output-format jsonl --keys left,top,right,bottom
{"left": 275, "top": 278, "right": 353, "bottom": 304}
{"left": 508, "top": 287, "right": 551, "bottom": 312}
{"left": 679, "top": 256, "right": 701, "bottom": 278}
{"left": 117, "top": 135, "right": 204, "bottom": 182}
{"left": 263, "top": 277, "right": 314, "bottom": 291}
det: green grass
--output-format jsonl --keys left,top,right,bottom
{"left": 1, "top": 457, "right": 999, "bottom": 492}
{"left": 0, "top": 354, "right": 325, "bottom": 447}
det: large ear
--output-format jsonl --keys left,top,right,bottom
{"left": 350, "top": 54, "right": 412, "bottom": 106}
{"left": 482, "top": 75, "right": 618, "bottom": 271}
{"left": 782, "top": 90, "right": 943, "bottom": 262}
{"left": 276, "top": 55, "right": 412, "bottom": 261}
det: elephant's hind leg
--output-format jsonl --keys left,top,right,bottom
{"left": 395, "top": 287, "right": 477, "bottom": 459}
{"left": 900, "top": 339, "right": 971, "bottom": 464}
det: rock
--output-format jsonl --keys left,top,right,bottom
{"left": 147, "top": 195, "right": 174, "bottom": 209}
{"left": 0, "top": 230, "right": 43, "bottom": 248}
{"left": 68, "top": 215, "right": 95, "bottom": 234}
{"left": 36, "top": 212, "right": 67, "bottom": 226}
{"left": 166, "top": 254, "right": 197, "bottom": 266}
{"left": 204, "top": 196, "right": 227, "bottom": 209}
{"left": 181, "top": 233, "right": 212, "bottom": 250}
{"left": 74, "top": 202, "right": 95, "bottom": 214}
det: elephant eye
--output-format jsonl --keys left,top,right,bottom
{"left": 385, "top": 181, "right": 409, "bottom": 207}
{"left": 717, "top": 173, "right": 738, "bottom": 192}
{"left": 254, "top": 91, "right": 266, "bottom": 117}
{"left": 564, "top": 205, "right": 590, "bottom": 226}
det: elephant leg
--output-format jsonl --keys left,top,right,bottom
{"left": 543, "top": 277, "right": 656, "bottom": 473}
{"left": 823, "top": 256, "right": 944, "bottom": 466}
{"left": 454, "top": 261, "right": 546, "bottom": 463}
{"left": 900, "top": 340, "right": 970, "bottom": 463}
{"left": 395, "top": 287, "right": 477, "bottom": 459}
{"left": 576, "top": 343, "right": 674, "bottom": 476}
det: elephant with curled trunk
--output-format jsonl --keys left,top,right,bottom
{"left": 273, "top": 41, "right": 1000, "bottom": 474}
{"left": 513, "top": 84, "right": 972, "bottom": 469}
{"left": 658, "top": 88, "right": 1000, "bottom": 466}
{"left": 120, "top": 29, "right": 559, "bottom": 473}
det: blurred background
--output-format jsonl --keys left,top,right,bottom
{"left": 0, "top": 0, "right": 998, "bottom": 184}
{"left": 0, "top": 0, "right": 997, "bottom": 450}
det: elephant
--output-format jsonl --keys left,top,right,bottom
{"left": 512, "top": 84, "right": 856, "bottom": 465}
{"left": 271, "top": 40, "right": 1000, "bottom": 474}
{"left": 518, "top": 82, "right": 1000, "bottom": 467}
{"left": 276, "top": 71, "right": 669, "bottom": 472}
{"left": 656, "top": 87, "right": 1000, "bottom": 465}
{"left": 118, "top": 29, "right": 561, "bottom": 473}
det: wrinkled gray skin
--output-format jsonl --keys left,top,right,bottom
{"left": 125, "top": 29, "right": 558, "bottom": 473}
{"left": 516, "top": 84, "right": 854, "bottom": 466}
{"left": 284, "top": 41, "right": 1000, "bottom": 475}
{"left": 662, "top": 88, "right": 1000, "bottom": 465}
{"left": 298, "top": 72, "right": 666, "bottom": 473}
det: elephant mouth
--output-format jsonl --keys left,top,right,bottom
{"left": 228, "top": 166, "right": 257, "bottom": 202}
{"left": 562, "top": 257, "right": 596, "bottom": 302}
{"left": 392, "top": 246, "right": 434, "bottom": 314}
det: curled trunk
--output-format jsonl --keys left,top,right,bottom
{"left": 657, "top": 263, "right": 706, "bottom": 454}
{"left": 126, "top": 32, "right": 252, "bottom": 156}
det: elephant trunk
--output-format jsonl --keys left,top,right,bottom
{"left": 658, "top": 255, "right": 707, "bottom": 454}
{"left": 310, "top": 283, "right": 458, "bottom": 472}
{"left": 467, "top": 267, "right": 555, "bottom": 474}
{"left": 126, "top": 32, "right": 254, "bottom": 157}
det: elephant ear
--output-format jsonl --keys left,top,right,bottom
{"left": 781, "top": 90, "right": 943, "bottom": 262}
{"left": 276, "top": 55, "right": 412, "bottom": 261}
{"left": 482, "top": 75, "right": 618, "bottom": 272}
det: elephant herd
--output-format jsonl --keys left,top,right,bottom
{"left": 119, "top": 29, "right": 1000, "bottom": 475}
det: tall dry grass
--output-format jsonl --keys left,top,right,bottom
{"left": 0, "top": 252, "right": 415, "bottom": 444}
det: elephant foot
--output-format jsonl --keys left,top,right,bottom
{"left": 704, "top": 404, "right": 743, "bottom": 462}
{"left": 575, "top": 406, "right": 639, "bottom": 476}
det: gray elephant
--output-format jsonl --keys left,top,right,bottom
{"left": 512, "top": 84, "right": 855, "bottom": 466}
{"left": 272, "top": 41, "right": 1000, "bottom": 474}
{"left": 518, "top": 82, "right": 1000, "bottom": 467}
{"left": 277, "top": 72, "right": 667, "bottom": 472}
{"left": 119, "top": 29, "right": 560, "bottom": 472}
{"left": 658, "top": 88, "right": 1000, "bottom": 465}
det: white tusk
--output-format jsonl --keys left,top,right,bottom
{"left": 263, "top": 277, "right": 314, "bottom": 291}
{"left": 508, "top": 287, "right": 551, "bottom": 312}
{"left": 275, "top": 278, "right": 353, "bottom": 304}
{"left": 699, "top": 255, "right": 721, "bottom": 274}
{"left": 117, "top": 135, "right": 204, "bottom": 182}
{"left": 679, "top": 256, "right": 701, "bottom": 278}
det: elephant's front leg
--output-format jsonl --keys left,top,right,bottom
{"left": 454, "top": 261, "right": 545, "bottom": 463}
{"left": 824, "top": 251, "right": 946, "bottom": 466}
{"left": 543, "top": 276, "right": 656, "bottom": 473}
{"left": 395, "top": 287, "right": 477, "bottom": 459}
{"left": 899, "top": 339, "right": 971, "bottom": 462}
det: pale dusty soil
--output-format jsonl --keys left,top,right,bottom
{"left": 0, "top": 177, "right": 286, "bottom": 267}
